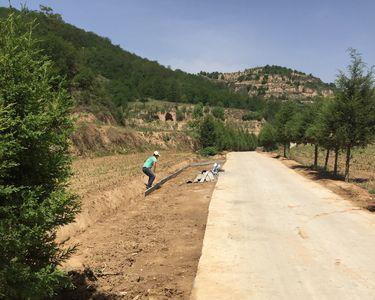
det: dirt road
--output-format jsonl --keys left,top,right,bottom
{"left": 192, "top": 152, "right": 375, "bottom": 300}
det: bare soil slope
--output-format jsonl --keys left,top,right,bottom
{"left": 58, "top": 155, "right": 217, "bottom": 299}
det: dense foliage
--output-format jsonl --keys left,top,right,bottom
{"left": 0, "top": 13, "right": 79, "bottom": 298}
{"left": 258, "top": 123, "right": 277, "bottom": 151}
{"left": 198, "top": 115, "right": 257, "bottom": 155}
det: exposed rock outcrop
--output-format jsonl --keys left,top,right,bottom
{"left": 200, "top": 65, "right": 335, "bottom": 100}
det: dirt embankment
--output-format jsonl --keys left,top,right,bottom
{"left": 70, "top": 112, "right": 194, "bottom": 156}
{"left": 58, "top": 152, "right": 197, "bottom": 243}
{"left": 57, "top": 152, "right": 220, "bottom": 299}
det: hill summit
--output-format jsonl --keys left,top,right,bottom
{"left": 199, "top": 65, "right": 335, "bottom": 100}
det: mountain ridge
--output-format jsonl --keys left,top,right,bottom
{"left": 1, "top": 6, "right": 334, "bottom": 116}
{"left": 199, "top": 65, "right": 335, "bottom": 100}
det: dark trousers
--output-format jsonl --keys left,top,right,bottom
{"left": 142, "top": 167, "right": 155, "bottom": 188}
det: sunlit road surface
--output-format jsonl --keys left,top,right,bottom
{"left": 191, "top": 152, "right": 375, "bottom": 300}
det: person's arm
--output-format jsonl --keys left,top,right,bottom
{"left": 153, "top": 162, "right": 157, "bottom": 173}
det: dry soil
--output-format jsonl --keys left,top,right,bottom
{"left": 57, "top": 154, "right": 217, "bottom": 300}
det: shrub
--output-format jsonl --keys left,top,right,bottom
{"left": 242, "top": 111, "right": 263, "bottom": 121}
{"left": 212, "top": 106, "right": 225, "bottom": 120}
{"left": 176, "top": 109, "right": 185, "bottom": 121}
{"left": 199, "top": 146, "right": 218, "bottom": 156}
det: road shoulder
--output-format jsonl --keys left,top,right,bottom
{"left": 261, "top": 151, "right": 374, "bottom": 212}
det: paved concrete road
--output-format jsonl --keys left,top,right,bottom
{"left": 191, "top": 152, "right": 375, "bottom": 300}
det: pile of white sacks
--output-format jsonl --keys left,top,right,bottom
{"left": 193, "top": 163, "right": 221, "bottom": 183}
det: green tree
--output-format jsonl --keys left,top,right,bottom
{"left": 274, "top": 101, "right": 297, "bottom": 157}
{"left": 258, "top": 123, "right": 277, "bottom": 151}
{"left": 313, "top": 100, "right": 342, "bottom": 174}
{"left": 0, "top": 13, "right": 79, "bottom": 298}
{"left": 199, "top": 115, "right": 216, "bottom": 148}
{"left": 334, "top": 49, "right": 375, "bottom": 181}
{"left": 193, "top": 102, "right": 204, "bottom": 119}
{"left": 301, "top": 100, "right": 323, "bottom": 169}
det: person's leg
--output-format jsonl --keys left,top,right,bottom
{"left": 143, "top": 167, "right": 155, "bottom": 188}
{"left": 148, "top": 169, "right": 155, "bottom": 188}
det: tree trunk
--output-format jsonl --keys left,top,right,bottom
{"left": 283, "top": 143, "right": 287, "bottom": 158}
{"left": 345, "top": 146, "right": 351, "bottom": 182}
{"left": 324, "top": 149, "right": 330, "bottom": 171}
{"left": 313, "top": 144, "right": 318, "bottom": 169}
{"left": 333, "top": 147, "right": 339, "bottom": 176}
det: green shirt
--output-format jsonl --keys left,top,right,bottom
{"left": 143, "top": 156, "right": 157, "bottom": 168}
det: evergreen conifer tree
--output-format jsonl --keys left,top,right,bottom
{"left": 334, "top": 49, "right": 375, "bottom": 181}
{"left": 0, "top": 13, "right": 79, "bottom": 298}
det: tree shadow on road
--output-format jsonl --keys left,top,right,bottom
{"left": 289, "top": 164, "right": 343, "bottom": 181}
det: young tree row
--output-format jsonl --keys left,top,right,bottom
{"left": 260, "top": 49, "right": 375, "bottom": 181}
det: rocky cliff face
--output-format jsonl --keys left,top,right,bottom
{"left": 200, "top": 65, "right": 335, "bottom": 100}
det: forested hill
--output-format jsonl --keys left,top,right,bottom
{"left": 200, "top": 66, "right": 335, "bottom": 100}
{"left": 0, "top": 6, "right": 250, "bottom": 115}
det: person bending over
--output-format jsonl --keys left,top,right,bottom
{"left": 142, "top": 151, "right": 160, "bottom": 189}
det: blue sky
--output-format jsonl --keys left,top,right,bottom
{"left": 2, "top": 0, "right": 374, "bottom": 82}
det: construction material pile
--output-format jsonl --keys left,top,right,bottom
{"left": 191, "top": 163, "right": 222, "bottom": 183}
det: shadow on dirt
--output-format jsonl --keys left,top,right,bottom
{"left": 289, "top": 164, "right": 344, "bottom": 181}
{"left": 289, "top": 164, "right": 370, "bottom": 185}
{"left": 366, "top": 204, "right": 375, "bottom": 212}
{"left": 54, "top": 268, "right": 118, "bottom": 300}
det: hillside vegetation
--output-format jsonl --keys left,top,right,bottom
{"left": 200, "top": 65, "right": 335, "bottom": 100}
{"left": 72, "top": 100, "right": 261, "bottom": 155}
{"left": 0, "top": 6, "right": 252, "bottom": 118}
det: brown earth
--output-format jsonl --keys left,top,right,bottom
{"left": 58, "top": 152, "right": 196, "bottom": 243}
{"left": 56, "top": 153, "right": 218, "bottom": 299}
{"left": 71, "top": 112, "right": 194, "bottom": 156}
